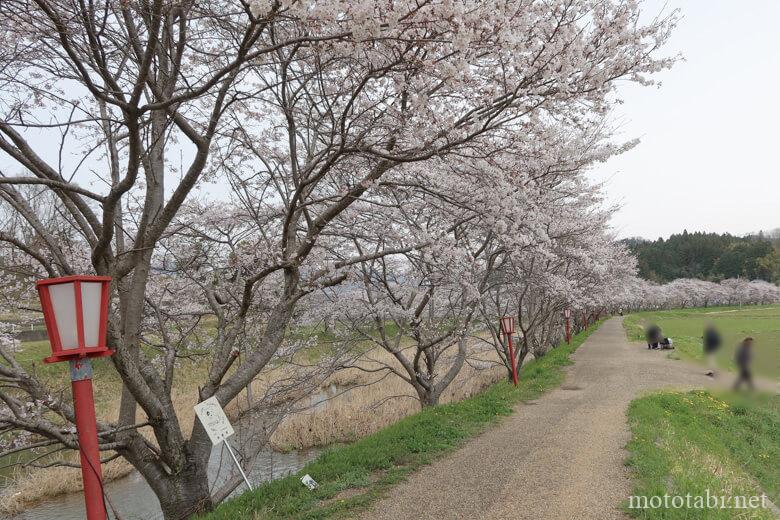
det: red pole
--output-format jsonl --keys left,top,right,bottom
{"left": 70, "top": 360, "right": 107, "bottom": 520}
{"left": 565, "top": 317, "right": 571, "bottom": 345}
{"left": 507, "top": 332, "right": 518, "bottom": 386}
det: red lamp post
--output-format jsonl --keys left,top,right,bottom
{"left": 500, "top": 316, "right": 518, "bottom": 386}
{"left": 37, "top": 275, "right": 112, "bottom": 520}
{"left": 564, "top": 308, "right": 571, "bottom": 345}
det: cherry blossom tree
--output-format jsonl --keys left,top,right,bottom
{"left": 319, "top": 157, "right": 512, "bottom": 407}
{"left": 615, "top": 277, "right": 780, "bottom": 311}
{"left": 0, "top": 1, "right": 677, "bottom": 516}
{"left": 473, "top": 126, "right": 640, "bottom": 377}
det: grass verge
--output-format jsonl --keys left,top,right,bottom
{"left": 621, "top": 305, "right": 780, "bottom": 379}
{"left": 199, "top": 322, "right": 603, "bottom": 520}
{"left": 625, "top": 390, "right": 779, "bottom": 519}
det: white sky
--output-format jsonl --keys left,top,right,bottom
{"left": 588, "top": 0, "right": 780, "bottom": 240}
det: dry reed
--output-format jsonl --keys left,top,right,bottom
{"left": 0, "top": 341, "right": 505, "bottom": 513}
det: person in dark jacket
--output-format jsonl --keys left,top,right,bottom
{"left": 645, "top": 324, "right": 662, "bottom": 349}
{"left": 703, "top": 323, "right": 722, "bottom": 376}
{"left": 733, "top": 337, "right": 754, "bottom": 391}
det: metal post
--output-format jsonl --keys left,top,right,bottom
{"left": 69, "top": 359, "right": 106, "bottom": 520}
{"left": 507, "top": 332, "right": 518, "bottom": 386}
{"left": 224, "top": 439, "right": 253, "bottom": 491}
{"left": 565, "top": 316, "right": 571, "bottom": 345}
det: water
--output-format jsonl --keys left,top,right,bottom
{"left": 10, "top": 438, "right": 319, "bottom": 520}
{"left": 5, "top": 384, "right": 358, "bottom": 519}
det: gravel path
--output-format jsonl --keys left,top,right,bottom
{"left": 359, "top": 317, "right": 734, "bottom": 520}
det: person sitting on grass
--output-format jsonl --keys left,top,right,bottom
{"left": 645, "top": 323, "right": 661, "bottom": 350}
{"left": 733, "top": 337, "right": 755, "bottom": 391}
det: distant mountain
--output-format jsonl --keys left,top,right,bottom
{"left": 622, "top": 230, "right": 780, "bottom": 283}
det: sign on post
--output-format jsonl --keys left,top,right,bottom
{"left": 194, "top": 397, "right": 252, "bottom": 491}
{"left": 194, "top": 396, "right": 235, "bottom": 445}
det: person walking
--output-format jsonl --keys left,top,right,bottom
{"left": 733, "top": 337, "right": 755, "bottom": 391}
{"left": 703, "top": 323, "right": 722, "bottom": 377}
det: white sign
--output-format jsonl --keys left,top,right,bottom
{"left": 194, "top": 396, "right": 235, "bottom": 445}
{"left": 564, "top": 308, "right": 571, "bottom": 319}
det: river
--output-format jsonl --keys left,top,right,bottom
{"left": 11, "top": 442, "right": 319, "bottom": 520}
{"left": 6, "top": 385, "right": 353, "bottom": 519}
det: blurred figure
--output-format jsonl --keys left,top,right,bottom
{"left": 733, "top": 337, "right": 755, "bottom": 391}
{"left": 703, "top": 323, "right": 722, "bottom": 377}
{"left": 645, "top": 323, "right": 661, "bottom": 350}
{"left": 660, "top": 337, "right": 674, "bottom": 350}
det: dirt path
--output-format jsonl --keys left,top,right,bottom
{"left": 359, "top": 317, "right": 736, "bottom": 520}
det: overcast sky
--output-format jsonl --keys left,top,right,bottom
{"left": 588, "top": 0, "right": 780, "bottom": 240}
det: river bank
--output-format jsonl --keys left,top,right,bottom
{"left": 1, "top": 341, "right": 505, "bottom": 517}
{"left": 199, "top": 322, "right": 602, "bottom": 520}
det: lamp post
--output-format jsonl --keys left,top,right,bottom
{"left": 500, "top": 316, "right": 518, "bottom": 386}
{"left": 564, "top": 308, "right": 571, "bottom": 345}
{"left": 37, "top": 275, "right": 112, "bottom": 520}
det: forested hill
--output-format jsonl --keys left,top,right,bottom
{"left": 623, "top": 230, "right": 780, "bottom": 283}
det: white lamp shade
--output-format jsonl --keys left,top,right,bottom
{"left": 37, "top": 274, "right": 113, "bottom": 364}
{"left": 48, "top": 281, "right": 103, "bottom": 349}
{"left": 80, "top": 282, "right": 104, "bottom": 347}
{"left": 49, "top": 282, "right": 79, "bottom": 350}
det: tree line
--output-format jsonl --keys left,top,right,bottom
{"left": 623, "top": 230, "right": 780, "bottom": 284}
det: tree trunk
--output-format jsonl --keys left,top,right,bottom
{"left": 157, "top": 464, "right": 213, "bottom": 520}
{"left": 119, "top": 427, "right": 213, "bottom": 520}
{"left": 417, "top": 388, "right": 439, "bottom": 408}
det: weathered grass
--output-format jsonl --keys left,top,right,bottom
{"left": 269, "top": 344, "right": 506, "bottom": 451}
{"left": 0, "top": 457, "right": 132, "bottom": 513}
{"left": 0, "top": 338, "right": 504, "bottom": 512}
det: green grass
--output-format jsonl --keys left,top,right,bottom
{"left": 623, "top": 305, "right": 780, "bottom": 378}
{"left": 625, "top": 390, "right": 779, "bottom": 519}
{"left": 199, "top": 322, "right": 603, "bottom": 520}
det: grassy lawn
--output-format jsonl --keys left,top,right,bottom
{"left": 623, "top": 305, "right": 780, "bottom": 379}
{"left": 198, "top": 322, "right": 603, "bottom": 520}
{"left": 626, "top": 390, "right": 779, "bottom": 519}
